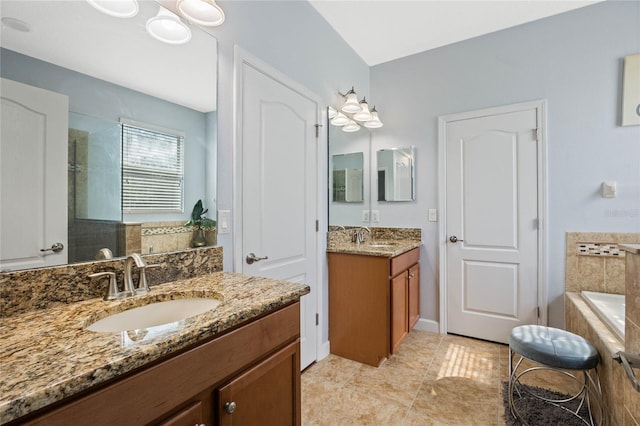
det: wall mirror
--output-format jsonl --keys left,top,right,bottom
{"left": 376, "top": 147, "right": 416, "bottom": 202}
{"left": 328, "top": 109, "right": 371, "bottom": 227}
{"left": 0, "top": 0, "right": 217, "bottom": 271}
{"left": 332, "top": 153, "right": 364, "bottom": 203}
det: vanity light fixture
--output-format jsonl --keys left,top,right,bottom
{"left": 330, "top": 111, "right": 350, "bottom": 127}
{"left": 364, "top": 106, "right": 383, "bottom": 129}
{"left": 86, "top": 0, "right": 139, "bottom": 18}
{"left": 176, "top": 0, "right": 225, "bottom": 26}
{"left": 331, "top": 87, "right": 384, "bottom": 132}
{"left": 341, "top": 87, "right": 362, "bottom": 114}
{"left": 353, "top": 98, "right": 372, "bottom": 122}
{"left": 146, "top": 6, "right": 191, "bottom": 45}
{"left": 343, "top": 120, "right": 361, "bottom": 133}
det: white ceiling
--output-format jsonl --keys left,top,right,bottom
{"left": 0, "top": 0, "right": 217, "bottom": 112}
{"left": 309, "top": 0, "right": 604, "bottom": 66}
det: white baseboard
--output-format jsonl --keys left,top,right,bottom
{"left": 413, "top": 318, "right": 440, "bottom": 334}
{"left": 317, "top": 340, "right": 330, "bottom": 361}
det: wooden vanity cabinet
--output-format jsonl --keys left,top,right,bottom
{"left": 329, "top": 248, "right": 420, "bottom": 367}
{"left": 15, "top": 303, "right": 301, "bottom": 426}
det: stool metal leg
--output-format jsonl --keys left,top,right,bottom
{"left": 507, "top": 351, "right": 604, "bottom": 426}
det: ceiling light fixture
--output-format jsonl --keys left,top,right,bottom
{"left": 86, "top": 0, "right": 139, "bottom": 18}
{"left": 146, "top": 7, "right": 191, "bottom": 45}
{"left": 176, "top": 0, "right": 225, "bottom": 26}
{"left": 330, "top": 87, "right": 383, "bottom": 132}
{"left": 1, "top": 17, "right": 31, "bottom": 33}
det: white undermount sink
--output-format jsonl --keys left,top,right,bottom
{"left": 87, "top": 298, "right": 222, "bottom": 333}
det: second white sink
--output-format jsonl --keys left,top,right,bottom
{"left": 87, "top": 298, "right": 222, "bottom": 332}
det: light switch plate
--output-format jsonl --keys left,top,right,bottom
{"left": 371, "top": 210, "right": 380, "bottom": 222}
{"left": 362, "top": 210, "right": 370, "bottom": 222}
{"left": 218, "top": 210, "right": 231, "bottom": 234}
{"left": 428, "top": 209, "right": 438, "bottom": 222}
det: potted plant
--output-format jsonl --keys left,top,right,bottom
{"left": 185, "top": 199, "right": 216, "bottom": 247}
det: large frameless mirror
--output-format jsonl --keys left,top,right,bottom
{"left": 0, "top": 0, "right": 218, "bottom": 271}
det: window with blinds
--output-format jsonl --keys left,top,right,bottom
{"left": 121, "top": 121, "right": 184, "bottom": 213}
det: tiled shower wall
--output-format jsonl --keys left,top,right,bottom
{"left": 565, "top": 232, "right": 640, "bottom": 294}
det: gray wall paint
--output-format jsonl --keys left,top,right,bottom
{"left": 211, "top": 1, "right": 370, "bottom": 343}
{"left": 370, "top": 1, "right": 640, "bottom": 328}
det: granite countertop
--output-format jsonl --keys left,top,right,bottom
{"left": 326, "top": 239, "right": 422, "bottom": 257}
{"left": 0, "top": 272, "right": 310, "bottom": 424}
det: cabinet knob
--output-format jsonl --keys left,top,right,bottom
{"left": 224, "top": 401, "right": 237, "bottom": 414}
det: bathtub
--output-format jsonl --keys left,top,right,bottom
{"left": 581, "top": 291, "right": 625, "bottom": 341}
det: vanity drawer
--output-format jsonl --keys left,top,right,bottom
{"left": 390, "top": 248, "right": 419, "bottom": 277}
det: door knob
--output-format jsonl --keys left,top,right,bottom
{"left": 449, "top": 236, "right": 463, "bottom": 243}
{"left": 40, "top": 242, "right": 64, "bottom": 253}
{"left": 246, "top": 253, "right": 268, "bottom": 264}
{"left": 224, "top": 401, "right": 237, "bottom": 414}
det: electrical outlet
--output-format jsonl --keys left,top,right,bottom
{"left": 371, "top": 210, "right": 380, "bottom": 222}
{"left": 362, "top": 210, "right": 370, "bottom": 222}
{"left": 428, "top": 209, "right": 438, "bottom": 222}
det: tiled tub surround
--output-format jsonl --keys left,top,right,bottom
{"left": 0, "top": 271, "right": 310, "bottom": 423}
{"left": 564, "top": 234, "right": 640, "bottom": 425}
{"left": 141, "top": 221, "right": 217, "bottom": 255}
{"left": 327, "top": 227, "right": 422, "bottom": 257}
{"left": 120, "top": 221, "right": 217, "bottom": 257}
{"left": 0, "top": 246, "right": 223, "bottom": 318}
{"left": 621, "top": 244, "right": 640, "bottom": 424}
{"left": 565, "top": 232, "right": 640, "bottom": 294}
{"left": 565, "top": 292, "right": 625, "bottom": 426}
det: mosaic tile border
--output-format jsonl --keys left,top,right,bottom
{"left": 141, "top": 226, "right": 192, "bottom": 236}
{"left": 577, "top": 243, "right": 625, "bottom": 257}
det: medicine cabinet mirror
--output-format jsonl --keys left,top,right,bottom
{"left": 332, "top": 153, "right": 364, "bottom": 203}
{"left": 376, "top": 147, "right": 416, "bottom": 202}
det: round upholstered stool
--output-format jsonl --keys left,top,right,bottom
{"left": 508, "top": 325, "right": 604, "bottom": 425}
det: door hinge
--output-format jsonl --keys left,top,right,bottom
{"left": 314, "top": 123, "right": 322, "bottom": 138}
{"left": 533, "top": 128, "right": 540, "bottom": 141}
{"left": 537, "top": 306, "right": 541, "bottom": 318}
{"left": 315, "top": 313, "right": 319, "bottom": 326}
{"left": 315, "top": 220, "right": 319, "bottom": 232}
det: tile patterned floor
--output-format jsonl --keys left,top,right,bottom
{"left": 301, "top": 331, "right": 578, "bottom": 425}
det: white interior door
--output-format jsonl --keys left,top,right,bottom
{"left": 1, "top": 78, "right": 68, "bottom": 271}
{"left": 445, "top": 107, "right": 539, "bottom": 344}
{"left": 238, "top": 58, "right": 318, "bottom": 369}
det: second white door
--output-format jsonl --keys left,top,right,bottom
{"left": 445, "top": 106, "right": 540, "bottom": 344}
{"left": 238, "top": 57, "right": 318, "bottom": 369}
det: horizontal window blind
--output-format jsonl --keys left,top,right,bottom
{"left": 122, "top": 122, "right": 184, "bottom": 213}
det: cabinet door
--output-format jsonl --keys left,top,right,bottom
{"left": 216, "top": 341, "right": 300, "bottom": 426}
{"left": 390, "top": 273, "right": 408, "bottom": 353}
{"left": 408, "top": 264, "right": 420, "bottom": 330}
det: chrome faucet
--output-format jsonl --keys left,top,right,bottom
{"left": 124, "top": 253, "right": 148, "bottom": 296}
{"left": 353, "top": 226, "right": 371, "bottom": 244}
